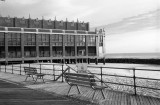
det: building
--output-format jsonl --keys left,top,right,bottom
{"left": 0, "top": 16, "right": 104, "bottom": 63}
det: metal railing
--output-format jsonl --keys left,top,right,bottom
{"left": 86, "top": 65, "right": 160, "bottom": 98}
{"left": 0, "top": 62, "right": 160, "bottom": 98}
{"left": 0, "top": 62, "right": 69, "bottom": 82}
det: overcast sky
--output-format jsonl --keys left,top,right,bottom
{"left": 0, "top": 0, "right": 160, "bottom": 54}
{"left": 0, "top": 0, "right": 159, "bottom": 27}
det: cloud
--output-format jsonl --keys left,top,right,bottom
{"left": 105, "top": 29, "right": 159, "bottom": 53}
{"left": 0, "top": 0, "right": 159, "bottom": 27}
{"left": 7, "top": 0, "right": 41, "bottom": 5}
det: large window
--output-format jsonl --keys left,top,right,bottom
{"left": 65, "top": 47, "right": 75, "bottom": 56}
{"left": 51, "top": 34, "right": 62, "bottom": 46}
{"left": 8, "top": 33, "right": 21, "bottom": 46}
{"left": 77, "top": 47, "right": 86, "bottom": 56}
{"left": 77, "top": 35, "right": 85, "bottom": 46}
{"left": 99, "top": 35, "right": 103, "bottom": 46}
{"left": 0, "top": 47, "right": 5, "bottom": 58}
{"left": 38, "top": 34, "right": 49, "bottom": 46}
{"left": 24, "top": 33, "right": 36, "bottom": 45}
{"left": 88, "top": 35, "right": 96, "bottom": 46}
{"left": 52, "top": 47, "right": 62, "bottom": 57}
{"left": 51, "top": 34, "right": 62, "bottom": 42}
{"left": 0, "top": 33, "right": 4, "bottom": 46}
{"left": 8, "top": 47, "right": 21, "bottom": 58}
{"left": 39, "top": 47, "right": 50, "bottom": 57}
{"left": 24, "top": 47, "right": 36, "bottom": 57}
{"left": 65, "top": 35, "right": 74, "bottom": 46}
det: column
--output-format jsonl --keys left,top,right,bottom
{"left": 21, "top": 28, "right": 24, "bottom": 63}
{"left": 36, "top": 30, "right": 39, "bottom": 62}
{"left": 49, "top": 29, "right": 53, "bottom": 62}
{"left": 62, "top": 31, "right": 65, "bottom": 57}
{"left": 74, "top": 31, "right": 77, "bottom": 63}
{"left": 4, "top": 32, "right": 8, "bottom": 63}
{"left": 85, "top": 31, "right": 88, "bottom": 57}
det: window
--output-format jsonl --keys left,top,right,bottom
{"left": 8, "top": 33, "right": 21, "bottom": 45}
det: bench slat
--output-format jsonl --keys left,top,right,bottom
{"left": 66, "top": 79, "right": 96, "bottom": 87}
{"left": 65, "top": 75, "right": 95, "bottom": 82}
{"left": 24, "top": 67, "right": 37, "bottom": 74}
{"left": 65, "top": 73, "right": 94, "bottom": 78}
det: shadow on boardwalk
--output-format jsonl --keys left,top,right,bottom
{"left": 0, "top": 72, "right": 160, "bottom": 105}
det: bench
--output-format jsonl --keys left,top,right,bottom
{"left": 64, "top": 73, "right": 106, "bottom": 99}
{"left": 24, "top": 67, "right": 45, "bottom": 83}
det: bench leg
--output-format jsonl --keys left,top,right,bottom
{"left": 101, "top": 89, "right": 105, "bottom": 99}
{"left": 31, "top": 75, "right": 35, "bottom": 81}
{"left": 25, "top": 75, "right": 35, "bottom": 82}
{"left": 76, "top": 85, "right": 81, "bottom": 94}
{"left": 34, "top": 76, "right": 45, "bottom": 84}
{"left": 25, "top": 75, "right": 29, "bottom": 81}
{"left": 92, "top": 91, "right": 96, "bottom": 100}
{"left": 34, "top": 76, "right": 38, "bottom": 84}
{"left": 67, "top": 85, "right": 72, "bottom": 96}
{"left": 41, "top": 76, "right": 45, "bottom": 83}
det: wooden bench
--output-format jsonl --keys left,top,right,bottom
{"left": 24, "top": 67, "right": 45, "bottom": 83}
{"left": 64, "top": 73, "right": 106, "bottom": 99}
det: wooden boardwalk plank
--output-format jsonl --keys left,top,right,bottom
{"left": 136, "top": 95, "right": 141, "bottom": 105}
{"left": 141, "top": 96, "right": 151, "bottom": 105}
{"left": 139, "top": 95, "right": 147, "bottom": 105}
{"left": 153, "top": 98, "right": 160, "bottom": 105}
{"left": 130, "top": 95, "right": 138, "bottom": 105}
{"left": 27, "top": 82, "right": 160, "bottom": 105}
{"left": 148, "top": 97, "right": 159, "bottom": 105}
{"left": 147, "top": 97, "right": 155, "bottom": 105}
{"left": 123, "top": 94, "right": 127, "bottom": 105}
{"left": 23, "top": 81, "right": 160, "bottom": 105}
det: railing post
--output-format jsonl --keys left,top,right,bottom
{"left": 5, "top": 63, "right": 6, "bottom": 72}
{"left": 53, "top": 64, "right": 55, "bottom": 81}
{"left": 12, "top": 62, "right": 13, "bottom": 74}
{"left": 68, "top": 67, "right": 70, "bottom": 73}
{"left": 100, "top": 67, "right": 103, "bottom": 86}
{"left": 20, "top": 63, "right": 21, "bottom": 75}
{"left": 62, "top": 64, "right": 64, "bottom": 82}
{"left": 103, "top": 58, "right": 105, "bottom": 65}
{"left": 40, "top": 64, "right": 42, "bottom": 74}
{"left": 0, "top": 63, "right": 1, "bottom": 72}
{"left": 133, "top": 68, "right": 137, "bottom": 95}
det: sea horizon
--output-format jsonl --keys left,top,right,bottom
{"left": 104, "top": 52, "right": 160, "bottom": 59}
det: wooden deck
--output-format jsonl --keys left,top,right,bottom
{"left": 0, "top": 72, "right": 160, "bottom": 105}
{"left": 27, "top": 81, "right": 160, "bottom": 105}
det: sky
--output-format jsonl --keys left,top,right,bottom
{"left": 0, "top": 0, "right": 160, "bottom": 54}
{"left": 104, "top": 29, "right": 160, "bottom": 54}
{"left": 0, "top": 0, "right": 159, "bottom": 27}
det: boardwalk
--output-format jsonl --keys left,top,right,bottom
{"left": 0, "top": 72, "right": 160, "bottom": 105}
{"left": 0, "top": 79, "right": 91, "bottom": 105}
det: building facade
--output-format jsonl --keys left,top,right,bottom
{"left": 0, "top": 16, "right": 104, "bottom": 63}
